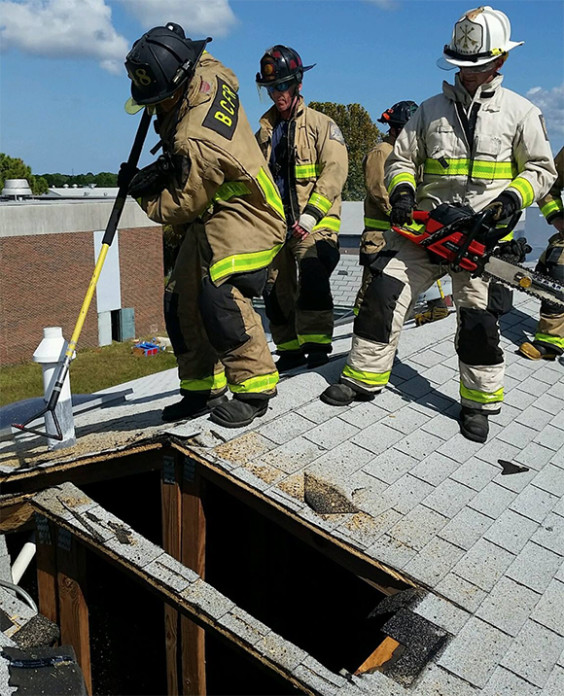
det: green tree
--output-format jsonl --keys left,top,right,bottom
{"left": 307, "top": 102, "right": 382, "bottom": 201}
{"left": 0, "top": 153, "right": 48, "bottom": 195}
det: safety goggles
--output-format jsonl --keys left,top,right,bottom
{"left": 459, "top": 61, "right": 497, "bottom": 74}
{"left": 267, "top": 80, "right": 296, "bottom": 94}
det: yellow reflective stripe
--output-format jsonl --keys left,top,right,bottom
{"left": 229, "top": 371, "right": 279, "bottom": 394}
{"left": 313, "top": 216, "right": 340, "bottom": 233}
{"left": 423, "top": 158, "right": 516, "bottom": 179}
{"left": 213, "top": 181, "right": 251, "bottom": 201}
{"left": 388, "top": 172, "right": 416, "bottom": 195}
{"left": 507, "top": 177, "right": 535, "bottom": 208}
{"left": 257, "top": 167, "right": 285, "bottom": 218}
{"left": 308, "top": 192, "right": 332, "bottom": 215}
{"left": 460, "top": 384, "right": 504, "bottom": 404}
{"left": 210, "top": 243, "right": 283, "bottom": 282}
{"left": 364, "top": 217, "right": 390, "bottom": 230}
{"left": 472, "top": 161, "right": 517, "bottom": 179}
{"left": 180, "top": 372, "right": 227, "bottom": 392}
{"left": 424, "top": 158, "right": 470, "bottom": 176}
{"left": 353, "top": 307, "right": 360, "bottom": 316}
{"left": 342, "top": 364, "right": 391, "bottom": 386}
{"left": 534, "top": 333, "right": 564, "bottom": 349}
{"left": 277, "top": 339, "right": 301, "bottom": 351}
{"left": 540, "top": 199, "right": 563, "bottom": 219}
{"left": 498, "top": 229, "right": 514, "bottom": 242}
{"left": 298, "top": 334, "right": 332, "bottom": 345}
{"left": 295, "top": 163, "right": 320, "bottom": 178}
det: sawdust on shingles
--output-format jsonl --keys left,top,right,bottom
{"left": 213, "top": 431, "right": 271, "bottom": 466}
{"left": 0, "top": 428, "right": 162, "bottom": 471}
{"left": 277, "top": 473, "right": 305, "bottom": 500}
{"left": 246, "top": 463, "right": 282, "bottom": 484}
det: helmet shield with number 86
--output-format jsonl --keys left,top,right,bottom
{"left": 125, "top": 24, "right": 210, "bottom": 106}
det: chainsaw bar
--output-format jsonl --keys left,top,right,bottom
{"left": 482, "top": 255, "right": 564, "bottom": 309}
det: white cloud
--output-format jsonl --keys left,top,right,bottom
{"left": 121, "top": 0, "right": 238, "bottom": 38}
{"left": 527, "top": 83, "right": 564, "bottom": 139}
{"left": 0, "top": 0, "right": 129, "bottom": 73}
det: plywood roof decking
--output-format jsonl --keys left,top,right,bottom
{"left": 1, "top": 293, "right": 564, "bottom": 694}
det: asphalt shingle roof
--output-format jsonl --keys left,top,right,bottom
{"left": 1, "top": 290, "right": 563, "bottom": 695}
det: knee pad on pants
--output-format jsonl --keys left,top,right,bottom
{"left": 199, "top": 277, "right": 250, "bottom": 354}
{"left": 457, "top": 307, "right": 503, "bottom": 365}
{"left": 487, "top": 282, "right": 513, "bottom": 317}
{"left": 298, "top": 256, "right": 333, "bottom": 311}
{"left": 354, "top": 272, "right": 405, "bottom": 343}
{"left": 263, "top": 282, "right": 286, "bottom": 325}
{"left": 164, "top": 288, "right": 188, "bottom": 355}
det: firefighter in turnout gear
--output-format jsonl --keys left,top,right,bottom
{"left": 124, "top": 24, "right": 286, "bottom": 428}
{"left": 519, "top": 146, "right": 564, "bottom": 361}
{"left": 321, "top": 6, "right": 557, "bottom": 443}
{"left": 355, "top": 101, "right": 419, "bottom": 312}
{"left": 256, "top": 45, "right": 348, "bottom": 371}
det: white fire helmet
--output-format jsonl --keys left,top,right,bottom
{"left": 438, "top": 6, "right": 524, "bottom": 70}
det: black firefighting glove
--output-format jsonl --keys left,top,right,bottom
{"left": 390, "top": 185, "right": 416, "bottom": 226}
{"left": 128, "top": 155, "right": 172, "bottom": 198}
{"left": 117, "top": 161, "right": 139, "bottom": 190}
{"left": 495, "top": 238, "right": 532, "bottom": 264}
{"left": 483, "top": 191, "right": 520, "bottom": 222}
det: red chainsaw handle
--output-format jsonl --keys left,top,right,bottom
{"left": 412, "top": 210, "right": 430, "bottom": 222}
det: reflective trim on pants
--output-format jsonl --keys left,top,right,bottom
{"left": 229, "top": 371, "right": 279, "bottom": 394}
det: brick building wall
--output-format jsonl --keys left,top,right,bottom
{"left": 0, "top": 201, "right": 164, "bottom": 367}
{"left": 119, "top": 226, "right": 165, "bottom": 339}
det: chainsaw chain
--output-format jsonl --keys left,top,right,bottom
{"left": 482, "top": 256, "right": 564, "bottom": 302}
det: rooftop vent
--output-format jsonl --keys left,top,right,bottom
{"left": 2, "top": 178, "right": 32, "bottom": 200}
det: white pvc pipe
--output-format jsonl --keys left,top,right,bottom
{"left": 11, "top": 540, "right": 37, "bottom": 585}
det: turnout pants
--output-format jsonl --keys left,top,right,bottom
{"left": 264, "top": 229, "right": 340, "bottom": 355}
{"left": 165, "top": 221, "right": 278, "bottom": 399}
{"left": 533, "top": 234, "right": 564, "bottom": 355}
{"left": 342, "top": 234, "right": 505, "bottom": 413}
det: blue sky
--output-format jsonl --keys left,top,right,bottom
{"left": 1, "top": 0, "right": 563, "bottom": 175}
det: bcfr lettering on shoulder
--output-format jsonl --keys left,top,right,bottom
{"left": 202, "top": 78, "right": 239, "bottom": 140}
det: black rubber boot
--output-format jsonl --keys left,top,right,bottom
{"left": 518, "top": 341, "right": 559, "bottom": 361}
{"left": 210, "top": 396, "right": 270, "bottom": 428}
{"left": 320, "top": 382, "right": 375, "bottom": 406}
{"left": 162, "top": 392, "right": 228, "bottom": 423}
{"left": 307, "top": 349, "right": 330, "bottom": 369}
{"left": 459, "top": 407, "right": 489, "bottom": 443}
{"left": 275, "top": 350, "right": 307, "bottom": 373}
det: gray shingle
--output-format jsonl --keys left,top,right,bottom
{"left": 476, "top": 576, "right": 541, "bottom": 637}
{"left": 531, "top": 465, "right": 564, "bottom": 498}
{"left": 450, "top": 457, "right": 499, "bottom": 491}
{"left": 404, "top": 537, "right": 465, "bottom": 586}
{"left": 367, "top": 533, "right": 418, "bottom": 569}
{"left": 363, "top": 448, "right": 418, "bottom": 485}
{"left": 388, "top": 474, "right": 436, "bottom": 515}
{"left": 530, "top": 579, "right": 564, "bottom": 635}
{"left": 414, "top": 593, "right": 471, "bottom": 635}
{"left": 505, "top": 541, "right": 563, "bottom": 593}
{"left": 422, "top": 479, "right": 476, "bottom": 518}
{"left": 350, "top": 421, "right": 405, "bottom": 455}
{"left": 437, "top": 617, "right": 513, "bottom": 688}
{"left": 482, "top": 667, "right": 542, "bottom": 696}
{"left": 410, "top": 452, "right": 460, "bottom": 487}
{"left": 419, "top": 413, "right": 462, "bottom": 440}
{"left": 384, "top": 407, "right": 431, "bottom": 435}
{"left": 515, "top": 404, "right": 557, "bottom": 431}
{"left": 338, "top": 401, "right": 389, "bottom": 429}
{"left": 437, "top": 434, "right": 483, "bottom": 464}
{"left": 534, "top": 424, "right": 564, "bottom": 452}
{"left": 483, "top": 509, "right": 539, "bottom": 554}
{"left": 532, "top": 513, "right": 564, "bottom": 556}
{"left": 257, "top": 412, "right": 316, "bottom": 445}
{"left": 410, "top": 664, "right": 480, "bottom": 696}
{"left": 514, "top": 441, "right": 557, "bottom": 471}
{"left": 509, "top": 484, "right": 559, "bottom": 523}
{"left": 501, "top": 620, "right": 564, "bottom": 688}
{"left": 544, "top": 665, "right": 564, "bottom": 696}
{"left": 259, "top": 436, "right": 324, "bottom": 474}
{"left": 394, "top": 430, "right": 446, "bottom": 461}
{"left": 439, "top": 507, "right": 494, "bottom": 551}
{"left": 388, "top": 505, "right": 449, "bottom": 551}
{"left": 303, "top": 416, "right": 360, "bottom": 450}
{"left": 534, "top": 392, "right": 563, "bottom": 416}
{"left": 452, "top": 539, "right": 515, "bottom": 592}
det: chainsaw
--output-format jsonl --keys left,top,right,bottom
{"left": 393, "top": 203, "right": 564, "bottom": 309}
